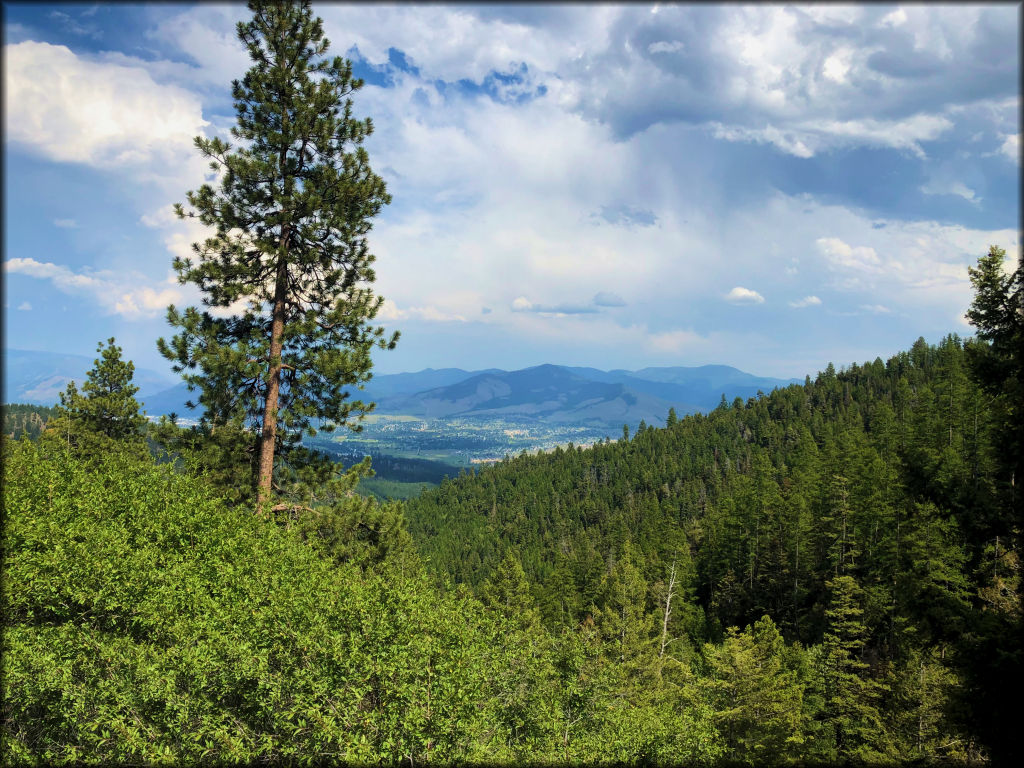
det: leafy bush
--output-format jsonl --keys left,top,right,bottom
{"left": 2, "top": 439, "right": 512, "bottom": 764}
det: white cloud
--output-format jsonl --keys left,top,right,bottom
{"left": 822, "top": 50, "right": 852, "bottom": 84}
{"left": 318, "top": 4, "right": 578, "bottom": 86}
{"left": 789, "top": 295, "right": 822, "bottom": 308}
{"left": 5, "top": 41, "right": 208, "bottom": 169}
{"left": 1000, "top": 133, "right": 1020, "bottom": 163}
{"left": 804, "top": 216, "right": 1018, "bottom": 318}
{"left": 919, "top": 179, "right": 979, "bottom": 203}
{"left": 509, "top": 295, "right": 599, "bottom": 316}
{"left": 711, "top": 123, "right": 815, "bottom": 158}
{"left": 1, "top": 4, "right": 1015, "bottom": 379}
{"left": 712, "top": 114, "right": 953, "bottom": 158}
{"left": 860, "top": 304, "right": 892, "bottom": 314}
{"left": 4, "top": 257, "right": 184, "bottom": 319}
{"left": 377, "top": 299, "right": 467, "bottom": 323}
{"left": 816, "top": 237, "right": 882, "bottom": 272}
{"left": 725, "top": 286, "right": 765, "bottom": 304}
{"left": 145, "top": 6, "right": 250, "bottom": 87}
{"left": 17, "top": 301, "right": 32, "bottom": 311}
{"left": 5, "top": 256, "right": 103, "bottom": 290}
{"left": 879, "top": 8, "right": 908, "bottom": 28}
{"left": 156, "top": 3, "right": 1014, "bottom": 159}
{"left": 53, "top": 218, "right": 77, "bottom": 229}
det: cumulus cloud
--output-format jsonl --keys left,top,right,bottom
{"left": 2, "top": 4, "right": 1016, "bottom": 378}
{"left": 725, "top": 286, "right": 765, "bottom": 304}
{"left": 816, "top": 237, "right": 882, "bottom": 272}
{"left": 145, "top": 6, "right": 251, "bottom": 87}
{"left": 17, "top": 301, "right": 32, "bottom": 311}
{"left": 5, "top": 257, "right": 103, "bottom": 290}
{"left": 4, "top": 257, "right": 183, "bottom": 319}
{"left": 805, "top": 215, "right": 1018, "bottom": 317}
{"left": 879, "top": 8, "right": 908, "bottom": 28}
{"left": 4, "top": 41, "right": 208, "bottom": 169}
{"left": 377, "top": 299, "right": 468, "bottom": 323}
{"left": 53, "top": 218, "right": 77, "bottom": 229}
{"left": 789, "top": 295, "right": 822, "bottom": 308}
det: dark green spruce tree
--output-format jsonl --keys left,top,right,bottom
{"left": 966, "top": 244, "right": 1022, "bottom": 524}
{"left": 961, "top": 244, "right": 1023, "bottom": 765}
{"left": 158, "top": 0, "right": 396, "bottom": 512}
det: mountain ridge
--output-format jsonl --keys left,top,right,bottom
{"left": 4, "top": 349, "right": 797, "bottom": 427}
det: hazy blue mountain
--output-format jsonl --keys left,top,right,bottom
{"left": 561, "top": 365, "right": 799, "bottom": 411}
{"left": 135, "top": 367, "right": 498, "bottom": 418}
{"left": 378, "top": 364, "right": 694, "bottom": 426}
{"left": 136, "top": 383, "right": 200, "bottom": 419}
{"left": 4, "top": 349, "right": 175, "bottom": 407}
{"left": 7, "top": 349, "right": 797, "bottom": 426}
{"left": 360, "top": 367, "right": 501, "bottom": 400}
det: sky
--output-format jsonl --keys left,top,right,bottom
{"left": 3, "top": 3, "right": 1021, "bottom": 380}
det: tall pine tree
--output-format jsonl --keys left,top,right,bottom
{"left": 158, "top": 0, "right": 396, "bottom": 512}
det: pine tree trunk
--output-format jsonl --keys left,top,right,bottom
{"left": 257, "top": 247, "right": 289, "bottom": 513}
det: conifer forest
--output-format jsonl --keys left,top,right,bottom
{"left": 3, "top": 2, "right": 1021, "bottom": 765}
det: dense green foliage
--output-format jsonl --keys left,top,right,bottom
{"left": 3, "top": 439, "right": 493, "bottom": 763}
{"left": 3, "top": 438, "right": 730, "bottom": 765}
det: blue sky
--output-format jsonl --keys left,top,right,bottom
{"left": 4, "top": 3, "right": 1020, "bottom": 380}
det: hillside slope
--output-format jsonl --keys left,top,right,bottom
{"left": 405, "top": 334, "right": 1018, "bottom": 760}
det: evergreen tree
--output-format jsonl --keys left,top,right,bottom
{"left": 962, "top": 245, "right": 1024, "bottom": 766}
{"left": 596, "top": 541, "right": 654, "bottom": 671}
{"left": 820, "top": 575, "right": 892, "bottom": 762}
{"left": 704, "top": 615, "right": 806, "bottom": 764}
{"left": 667, "top": 406, "right": 678, "bottom": 427}
{"left": 481, "top": 551, "right": 542, "bottom": 632}
{"left": 45, "top": 338, "right": 147, "bottom": 456}
{"left": 966, "top": 244, "right": 1023, "bottom": 501}
{"left": 158, "top": 0, "right": 396, "bottom": 512}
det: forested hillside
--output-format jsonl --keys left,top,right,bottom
{"left": 405, "top": 332, "right": 1021, "bottom": 762}
{"left": 5, "top": 298, "right": 1021, "bottom": 765}
{"left": 2, "top": 403, "right": 57, "bottom": 441}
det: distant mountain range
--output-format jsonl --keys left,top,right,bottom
{"left": 374, "top": 364, "right": 798, "bottom": 426}
{"left": 3, "top": 349, "right": 176, "bottom": 408}
{"left": 4, "top": 349, "right": 799, "bottom": 428}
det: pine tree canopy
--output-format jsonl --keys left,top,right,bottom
{"left": 157, "top": 0, "right": 397, "bottom": 511}
{"left": 46, "top": 338, "right": 148, "bottom": 455}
